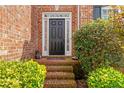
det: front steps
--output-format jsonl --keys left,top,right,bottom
{"left": 38, "top": 58, "right": 77, "bottom": 88}
{"left": 44, "top": 80, "right": 76, "bottom": 88}
{"left": 47, "top": 66, "right": 73, "bottom": 72}
{"left": 46, "top": 72, "right": 75, "bottom": 79}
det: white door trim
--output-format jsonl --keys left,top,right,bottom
{"left": 42, "top": 12, "right": 72, "bottom": 56}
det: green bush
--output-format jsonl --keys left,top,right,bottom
{"left": 87, "top": 67, "right": 124, "bottom": 88}
{"left": 74, "top": 19, "right": 123, "bottom": 76}
{"left": 20, "top": 60, "right": 46, "bottom": 88}
{"left": 0, "top": 60, "right": 46, "bottom": 88}
{"left": 0, "top": 79, "right": 21, "bottom": 88}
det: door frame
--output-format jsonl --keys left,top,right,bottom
{"left": 42, "top": 12, "right": 72, "bottom": 56}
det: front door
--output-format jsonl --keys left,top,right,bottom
{"left": 49, "top": 19, "right": 65, "bottom": 55}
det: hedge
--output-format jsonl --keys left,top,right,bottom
{"left": 0, "top": 60, "right": 46, "bottom": 88}
{"left": 87, "top": 67, "right": 124, "bottom": 88}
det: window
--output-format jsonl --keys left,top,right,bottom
{"left": 93, "top": 6, "right": 101, "bottom": 20}
{"left": 101, "top": 6, "right": 111, "bottom": 19}
{"left": 93, "top": 6, "right": 112, "bottom": 20}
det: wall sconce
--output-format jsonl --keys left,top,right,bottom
{"left": 55, "top": 5, "right": 60, "bottom": 11}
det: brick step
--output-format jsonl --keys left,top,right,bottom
{"left": 38, "top": 61, "right": 73, "bottom": 66}
{"left": 46, "top": 72, "right": 75, "bottom": 79}
{"left": 44, "top": 80, "right": 77, "bottom": 88}
{"left": 46, "top": 66, "right": 73, "bottom": 72}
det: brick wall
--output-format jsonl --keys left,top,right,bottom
{"left": 79, "top": 5, "right": 93, "bottom": 27}
{"left": 0, "top": 6, "right": 36, "bottom": 61}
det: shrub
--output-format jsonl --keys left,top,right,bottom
{"left": 0, "top": 79, "right": 21, "bottom": 88}
{"left": 20, "top": 60, "right": 46, "bottom": 88}
{"left": 74, "top": 19, "right": 123, "bottom": 76}
{"left": 0, "top": 61, "right": 20, "bottom": 80}
{"left": 0, "top": 60, "right": 46, "bottom": 88}
{"left": 109, "top": 6, "right": 124, "bottom": 45}
{"left": 87, "top": 67, "right": 124, "bottom": 88}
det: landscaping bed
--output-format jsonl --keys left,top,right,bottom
{"left": 0, "top": 60, "right": 46, "bottom": 88}
{"left": 76, "top": 80, "right": 88, "bottom": 88}
{"left": 74, "top": 19, "right": 124, "bottom": 88}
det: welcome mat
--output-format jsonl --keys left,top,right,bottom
{"left": 47, "top": 57, "right": 65, "bottom": 60}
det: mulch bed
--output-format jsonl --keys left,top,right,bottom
{"left": 76, "top": 79, "right": 88, "bottom": 88}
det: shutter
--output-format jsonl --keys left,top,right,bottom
{"left": 93, "top": 6, "right": 101, "bottom": 20}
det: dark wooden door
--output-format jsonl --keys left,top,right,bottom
{"left": 49, "top": 19, "right": 65, "bottom": 55}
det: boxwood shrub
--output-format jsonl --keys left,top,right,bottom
{"left": 0, "top": 79, "right": 21, "bottom": 88}
{"left": 87, "top": 67, "right": 124, "bottom": 88}
{"left": 0, "top": 60, "right": 46, "bottom": 88}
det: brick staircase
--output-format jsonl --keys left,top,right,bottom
{"left": 38, "top": 57, "right": 77, "bottom": 88}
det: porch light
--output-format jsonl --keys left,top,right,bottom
{"left": 55, "top": 5, "right": 59, "bottom": 11}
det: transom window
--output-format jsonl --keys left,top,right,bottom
{"left": 43, "top": 12, "right": 70, "bottom": 18}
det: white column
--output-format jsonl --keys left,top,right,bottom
{"left": 42, "top": 18, "right": 49, "bottom": 56}
{"left": 65, "top": 18, "right": 72, "bottom": 56}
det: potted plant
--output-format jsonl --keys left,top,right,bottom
{"left": 35, "top": 50, "right": 42, "bottom": 59}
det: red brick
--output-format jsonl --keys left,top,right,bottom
{"left": 0, "top": 5, "right": 93, "bottom": 61}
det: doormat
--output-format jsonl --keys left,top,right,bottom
{"left": 47, "top": 57, "right": 65, "bottom": 60}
